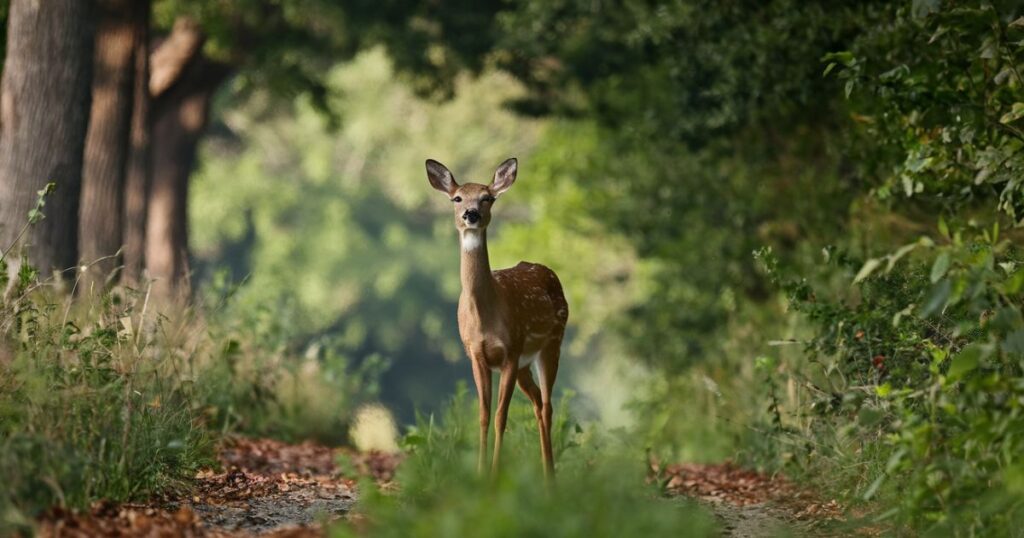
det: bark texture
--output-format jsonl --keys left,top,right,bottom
{"left": 121, "top": 0, "right": 152, "bottom": 286}
{"left": 79, "top": 0, "right": 143, "bottom": 291}
{"left": 0, "top": 0, "right": 95, "bottom": 282}
{"left": 146, "top": 20, "right": 229, "bottom": 299}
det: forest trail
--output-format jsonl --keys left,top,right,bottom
{"left": 38, "top": 438, "right": 400, "bottom": 537}
{"left": 655, "top": 460, "right": 861, "bottom": 537}
{"left": 39, "top": 439, "right": 853, "bottom": 537}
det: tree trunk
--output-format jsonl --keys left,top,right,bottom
{"left": 0, "top": 0, "right": 95, "bottom": 284}
{"left": 147, "top": 51, "right": 229, "bottom": 300}
{"left": 79, "top": 0, "right": 143, "bottom": 293}
{"left": 121, "top": 0, "right": 152, "bottom": 286}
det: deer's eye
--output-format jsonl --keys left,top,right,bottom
{"left": 481, "top": 196, "right": 495, "bottom": 203}
{"left": 452, "top": 196, "right": 462, "bottom": 203}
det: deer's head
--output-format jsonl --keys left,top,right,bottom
{"left": 426, "top": 158, "right": 518, "bottom": 234}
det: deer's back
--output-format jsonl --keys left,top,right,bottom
{"left": 493, "top": 262, "right": 569, "bottom": 352}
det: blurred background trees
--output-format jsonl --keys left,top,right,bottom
{"left": 0, "top": 0, "right": 1023, "bottom": 532}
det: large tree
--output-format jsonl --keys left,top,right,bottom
{"left": 0, "top": 0, "right": 95, "bottom": 284}
{"left": 137, "top": 2, "right": 347, "bottom": 298}
{"left": 80, "top": 0, "right": 148, "bottom": 292}
{"left": 146, "top": 18, "right": 229, "bottom": 299}
{"left": 121, "top": 0, "right": 152, "bottom": 286}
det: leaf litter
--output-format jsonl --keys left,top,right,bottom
{"left": 37, "top": 437, "right": 402, "bottom": 537}
{"left": 648, "top": 455, "right": 881, "bottom": 537}
{"left": 35, "top": 437, "right": 864, "bottom": 537}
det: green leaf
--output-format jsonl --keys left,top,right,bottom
{"left": 919, "top": 279, "right": 951, "bottom": 317}
{"left": 863, "top": 472, "right": 886, "bottom": 501}
{"left": 930, "top": 252, "right": 950, "bottom": 283}
{"left": 928, "top": 26, "right": 949, "bottom": 44}
{"left": 17, "top": 258, "right": 36, "bottom": 287}
{"left": 1003, "top": 269, "right": 1024, "bottom": 294}
{"left": 947, "top": 344, "right": 982, "bottom": 379}
{"left": 1000, "top": 103, "right": 1024, "bottom": 124}
{"left": 885, "top": 448, "right": 906, "bottom": 473}
{"left": 821, "top": 51, "right": 854, "bottom": 66}
{"left": 844, "top": 79, "right": 856, "bottom": 99}
{"left": 886, "top": 242, "right": 919, "bottom": 272}
{"left": 854, "top": 258, "right": 882, "bottom": 284}
{"left": 1002, "top": 330, "right": 1024, "bottom": 358}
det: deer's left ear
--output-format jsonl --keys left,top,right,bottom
{"left": 490, "top": 158, "right": 517, "bottom": 197}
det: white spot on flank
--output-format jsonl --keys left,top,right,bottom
{"left": 519, "top": 352, "right": 539, "bottom": 369}
{"left": 461, "top": 230, "right": 481, "bottom": 252}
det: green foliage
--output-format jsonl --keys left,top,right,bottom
{"left": 332, "top": 385, "right": 719, "bottom": 538}
{"left": 0, "top": 192, "right": 377, "bottom": 531}
{"left": 833, "top": 1, "right": 1024, "bottom": 219}
{"left": 439, "top": 0, "right": 1024, "bottom": 532}
{"left": 0, "top": 287, "right": 214, "bottom": 533}
{"left": 736, "top": 2, "right": 1024, "bottom": 532}
{"left": 152, "top": 0, "right": 505, "bottom": 115}
{"left": 198, "top": 284, "right": 383, "bottom": 444}
{"left": 0, "top": 274, "right": 378, "bottom": 532}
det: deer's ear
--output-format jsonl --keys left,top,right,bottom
{"left": 426, "top": 159, "right": 458, "bottom": 195}
{"left": 490, "top": 158, "right": 517, "bottom": 197}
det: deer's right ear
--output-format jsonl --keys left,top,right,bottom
{"left": 426, "top": 159, "right": 458, "bottom": 195}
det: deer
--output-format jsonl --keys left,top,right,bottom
{"left": 425, "top": 157, "right": 569, "bottom": 478}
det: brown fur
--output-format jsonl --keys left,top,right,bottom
{"left": 426, "top": 158, "right": 568, "bottom": 477}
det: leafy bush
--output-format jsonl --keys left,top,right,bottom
{"left": 197, "top": 286, "right": 384, "bottom": 444}
{"left": 743, "top": 4, "right": 1024, "bottom": 533}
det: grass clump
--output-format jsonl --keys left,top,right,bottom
{"left": 0, "top": 283, "right": 213, "bottom": 533}
{"left": 0, "top": 270, "right": 379, "bottom": 533}
{"left": 335, "top": 384, "right": 719, "bottom": 538}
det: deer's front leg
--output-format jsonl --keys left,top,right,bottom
{"left": 492, "top": 361, "right": 518, "bottom": 474}
{"left": 470, "top": 357, "right": 492, "bottom": 474}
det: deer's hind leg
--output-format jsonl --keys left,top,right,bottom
{"left": 517, "top": 367, "right": 553, "bottom": 478}
{"left": 536, "top": 338, "right": 562, "bottom": 476}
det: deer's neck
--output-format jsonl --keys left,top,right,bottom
{"left": 459, "top": 229, "right": 497, "bottom": 300}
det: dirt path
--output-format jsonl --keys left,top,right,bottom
{"left": 39, "top": 438, "right": 400, "bottom": 537}
{"left": 703, "top": 502, "right": 793, "bottom": 537}
{"left": 654, "top": 460, "right": 848, "bottom": 537}
{"left": 39, "top": 439, "right": 848, "bottom": 537}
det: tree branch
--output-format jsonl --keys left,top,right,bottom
{"left": 149, "top": 17, "right": 204, "bottom": 98}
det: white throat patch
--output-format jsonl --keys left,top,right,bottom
{"left": 461, "top": 230, "right": 482, "bottom": 252}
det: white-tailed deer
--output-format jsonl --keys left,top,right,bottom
{"left": 426, "top": 157, "right": 568, "bottom": 477}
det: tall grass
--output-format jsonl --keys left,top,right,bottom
{"left": 335, "top": 384, "right": 720, "bottom": 538}
{"left": 0, "top": 273, "right": 378, "bottom": 533}
{"left": 0, "top": 283, "right": 213, "bottom": 532}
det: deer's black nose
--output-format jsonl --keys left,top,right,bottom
{"left": 463, "top": 209, "right": 480, "bottom": 224}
